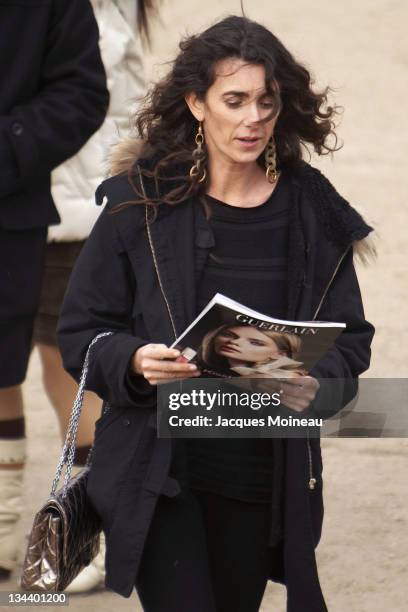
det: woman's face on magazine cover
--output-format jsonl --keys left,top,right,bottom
{"left": 214, "top": 326, "right": 284, "bottom": 365}
{"left": 185, "top": 58, "right": 280, "bottom": 166}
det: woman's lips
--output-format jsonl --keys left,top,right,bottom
{"left": 236, "top": 137, "right": 261, "bottom": 149}
{"left": 220, "top": 344, "right": 240, "bottom": 354}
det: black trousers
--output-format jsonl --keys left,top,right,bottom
{"left": 135, "top": 487, "right": 279, "bottom": 612}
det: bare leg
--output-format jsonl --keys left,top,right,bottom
{"left": 0, "top": 386, "right": 24, "bottom": 420}
{"left": 37, "top": 343, "right": 101, "bottom": 446}
{"left": 0, "top": 386, "right": 24, "bottom": 470}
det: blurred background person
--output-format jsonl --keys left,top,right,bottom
{"left": 31, "top": 0, "right": 160, "bottom": 593}
{"left": 0, "top": 0, "right": 109, "bottom": 583}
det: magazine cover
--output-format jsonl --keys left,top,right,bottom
{"left": 170, "top": 294, "right": 346, "bottom": 378}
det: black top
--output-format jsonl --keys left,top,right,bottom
{"left": 170, "top": 170, "right": 291, "bottom": 504}
{"left": 196, "top": 170, "right": 290, "bottom": 316}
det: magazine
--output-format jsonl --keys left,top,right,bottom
{"left": 170, "top": 293, "right": 345, "bottom": 379}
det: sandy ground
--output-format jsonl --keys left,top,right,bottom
{"left": 3, "top": 1, "right": 408, "bottom": 610}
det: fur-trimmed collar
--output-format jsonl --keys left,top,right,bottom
{"left": 289, "top": 161, "right": 377, "bottom": 265}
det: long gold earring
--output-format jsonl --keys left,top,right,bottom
{"left": 265, "top": 136, "right": 278, "bottom": 184}
{"left": 190, "top": 121, "right": 207, "bottom": 183}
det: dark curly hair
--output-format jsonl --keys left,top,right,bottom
{"left": 112, "top": 15, "right": 341, "bottom": 207}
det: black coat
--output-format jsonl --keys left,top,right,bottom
{"left": 58, "top": 159, "right": 375, "bottom": 611}
{"left": 0, "top": 0, "right": 109, "bottom": 230}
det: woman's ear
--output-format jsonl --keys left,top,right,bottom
{"left": 185, "top": 92, "right": 205, "bottom": 122}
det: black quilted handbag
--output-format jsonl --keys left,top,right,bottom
{"left": 20, "top": 332, "right": 113, "bottom": 592}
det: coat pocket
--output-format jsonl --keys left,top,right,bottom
{"left": 94, "top": 405, "right": 127, "bottom": 438}
{"left": 88, "top": 408, "right": 146, "bottom": 527}
{"left": 143, "top": 475, "right": 181, "bottom": 498}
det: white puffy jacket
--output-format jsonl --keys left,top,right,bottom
{"left": 48, "top": 0, "right": 145, "bottom": 242}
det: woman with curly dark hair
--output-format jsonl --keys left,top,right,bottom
{"left": 58, "top": 15, "right": 375, "bottom": 612}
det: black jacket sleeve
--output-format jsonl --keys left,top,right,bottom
{"left": 0, "top": 0, "right": 109, "bottom": 199}
{"left": 57, "top": 204, "right": 155, "bottom": 410}
{"left": 308, "top": 247, "right": 375, "bottom": 419}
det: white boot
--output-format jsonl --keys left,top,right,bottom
{"left": 0, "top": 439, "right": 26, "bottom": 577}
{"left": 64, "top": 463, "right": 106, "bottom": 593}
{"left": 64, "top": 531, "right": 106, "bottom": 593}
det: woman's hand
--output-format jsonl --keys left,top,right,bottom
{"left": 278, "top": 376, "right": 320, "bottom": 412}
{"left": 131, "top": 344, "right": 201, "bottom": 386}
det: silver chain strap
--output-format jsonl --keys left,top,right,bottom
{"left": 50, "top": 332, "right": 114, "bottom": 498}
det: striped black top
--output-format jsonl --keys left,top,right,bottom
{"left": 196, "top": 169, "right": 290, "bottom": 316}
{"left": 170, "top": 170, "right": 291, "bottom": 505}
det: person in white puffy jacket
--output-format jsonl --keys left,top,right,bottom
{"left": 47, "top": 0, "right": 148, "bottom": 244}
{"left": 3, "top": 0, "right": 158, "bottom": 594}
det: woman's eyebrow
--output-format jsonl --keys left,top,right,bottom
{"left": 222, "top": 91, "right": 249, "bottom": 98}
{"left": 222, "top": 89, "right": 270, "bottom": 98}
